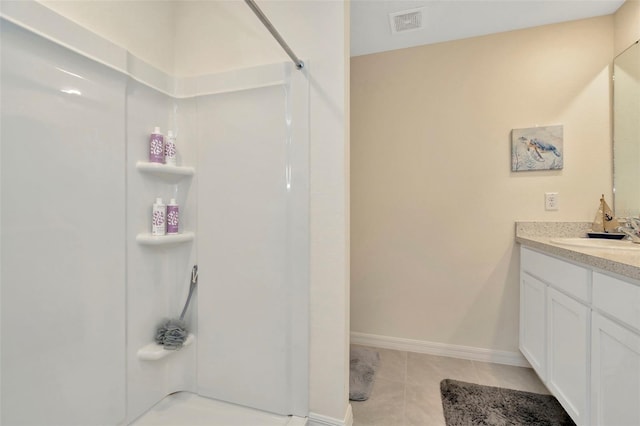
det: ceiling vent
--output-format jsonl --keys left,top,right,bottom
{"left": 389, "top": 8, "right": 424, "bottom": 34}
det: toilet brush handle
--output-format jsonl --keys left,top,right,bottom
{"left": 179, "top": 265, "right": 198, "bottom": 321}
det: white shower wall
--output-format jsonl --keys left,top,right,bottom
{"left": 125, "top": 79, "right": 199, "bottom": 423}
{"left": 9, "top": 1, "right": 351, "bottom": 423}
{"left": 196, "top": 71, "right": 309, "bottom": 416}
{"left": 1, "top": 19, "right": 127, "bottom": 426}
{"left": 1, "top": 4, "right": 309, "bottom": 425}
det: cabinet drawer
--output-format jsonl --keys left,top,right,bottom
{"left": 593, "top": 272, "right": 640, "bottom": 332}
{"left": 521, "top": 247, "right": 590, "bottom": 302}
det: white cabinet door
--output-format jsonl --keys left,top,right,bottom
{"left": 520, "top": 272, "right": 547, "bottom": 380}
{"left": 591, "top": 313, "right": 640, "bottom": 426}
{"left": 547, "top": 287, "right": 589, "bottom": 425}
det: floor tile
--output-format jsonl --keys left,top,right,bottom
{"left": 472, "top": 360, "right": 550, "bottom": 394}
{"left": 352, "top": 345, "right": 550, "bottom": 426}
{"left": 373, "top": 347, "right": 407, "bottom": 383}
{"left": 351, "top": 378, "right": 405, "bottom": 426}
{"left": 404, "top": 383, "right": 446, "bottom": 426}
{"left": 406, "top": 352, "right": 477, "bottom": 386}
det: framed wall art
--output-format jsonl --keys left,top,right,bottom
{"left": 511, "top": 125, "right": 563, "bottom": 171}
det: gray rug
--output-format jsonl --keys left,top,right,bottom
{"left": 349, "top": 346, "right": 380, "bottom": 401}
{"left": 440, "top": 379, "right": 575, "bottom": 426}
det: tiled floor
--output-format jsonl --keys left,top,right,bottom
{"left": 350, "top": 345, "right": 549, "bottom": 426}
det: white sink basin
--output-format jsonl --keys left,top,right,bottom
{"left": 550, "top": 237, "right": 640, "bottom": 251}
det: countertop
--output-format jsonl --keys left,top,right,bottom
{"left": 516, "top": 222, "right": 640, "bottom": 282}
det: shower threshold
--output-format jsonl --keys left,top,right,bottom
{"left": 132, "top": 392, "right": 307, "bottom": 426}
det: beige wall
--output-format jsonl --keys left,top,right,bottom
{"left": 36, "top": 1, "right": 351, "bottom": 423}
{"left": 39, "top": 0, "right": 177, "bottom": 74}
{"left": 351, "top": 16, "right": 614, "bottom": 353}
{"left": 615, "top": 0, "right": 640, "bottom": 55}
{"left": 172, "top": 1, "right": 282, "bottom": 76}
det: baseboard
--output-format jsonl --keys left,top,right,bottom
{"left": 308, "top": 404, "right": 353, "bottom": 426}
{"left": 351, "top": 332, "right": 530, "bottom": 368}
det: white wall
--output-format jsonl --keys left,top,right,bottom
{"left": 1, "top": 20, "right": 127, "bottom": 425}
{"left": 172, "top": 1, "right": 282, "bottom": 77}
{"left": 39, "top": 0, "right": 176, "bottom": 74}
{"left": 124, "top": 84, "right": 199, "bottom": 424}
{"left": 34, "top": 1, "right": 351, "bottom": 423}
{"left": 0, "top": 4, "right": 201, "bottom": 423}
{"left": 195, "top": 79, "right": 308, "bottom": 416}
{"left": 173, "top": 1, "right": 351, "bottom": 421}
{"left": 351, "top": 16, "right": 614, "bottom": 356}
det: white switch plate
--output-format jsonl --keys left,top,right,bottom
{"left": 545, "top": 192, "right": 559, "bottom": 210}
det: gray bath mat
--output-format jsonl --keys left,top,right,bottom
{"left": 440, "top": 379, "right": 575, "bottom": 426}
{"left": 349, "top": 346, "right": 380, "bottom": 401}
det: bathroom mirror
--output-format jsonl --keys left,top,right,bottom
{"left": 613, "top": 40, "right": 640, "bottom": 218}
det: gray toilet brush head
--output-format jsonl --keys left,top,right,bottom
{"left": 155, "top": 265, "right": 198, "bottom": 350}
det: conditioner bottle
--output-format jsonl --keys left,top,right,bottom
{"left": 165, "top": 130, "right": 177, "bottom": 166}
{"left": 149, "top": 127, "right": 164, "bottom": 164}
{"left": 151, "top": 198, "right": 166, "bottom": 236}
{"left": 166, "top": 198, "right": 179, "bottom": 235}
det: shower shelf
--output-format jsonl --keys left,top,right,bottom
{"left": 136, "top": 232, "right": 195, "bottom": 246}
{"left": 136, "top": 161, "right": 195, "bottom": 180}
{"left": 137, "top": 334, "right": 195, "bottom": 361}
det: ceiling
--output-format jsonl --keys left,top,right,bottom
{"left": 350, "top": 0, "right": 626, "bottom": 57}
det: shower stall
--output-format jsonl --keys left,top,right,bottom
{"left": 0, "top": 1, "right": 313, "bottom": 424}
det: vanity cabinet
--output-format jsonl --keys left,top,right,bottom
{"left": 591, "top": 272, "right": 640, "bottom": 426}
{"left": 520, "top": 248, "right": 589, "bottom": 425}
{"left": 520, "top": 246, "right": 640, "bottom": 426}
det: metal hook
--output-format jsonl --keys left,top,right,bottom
{"left": 191, "top": 265, "right": 198, "bottom": 284}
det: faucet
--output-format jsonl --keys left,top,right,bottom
{"left": 617, "top": 217, "right": 640, "bottom": 243}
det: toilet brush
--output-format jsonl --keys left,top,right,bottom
{"left": 155, "top": 265, "right": 198, "bottom": 350}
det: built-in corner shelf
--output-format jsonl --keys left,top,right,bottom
{"left": 137, "top": 334, "right": 195, "bottom": 361}
{"left": 136, "top": 161, "right": 195, "bottom": 180}
{"left": 136, "top": 232, "right": 195, "bottom": 246}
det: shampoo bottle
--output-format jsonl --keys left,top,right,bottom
{"left": 166, "top": 199, "right": 179, "bottom": 235}
{"left": 152, "top": 198, "right": 166, "bottom": 236}
{"left": 165, "top": 130, "right": 177, "bottom": 166}
{"left": 149, "top": 127, "right": 165, "bottom": 164}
